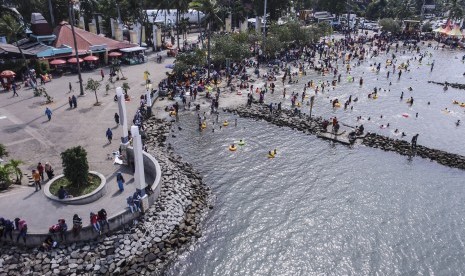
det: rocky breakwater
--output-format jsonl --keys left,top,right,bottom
{"left": 226, "top": 103, "right": 465, "bottom": 171}
{"left": 224, "top": 103, "right": 326, "bottom": 134}
{"left": 362, "top": 133, "right": 465, "bottom": 170}
{"left": 428, "top": 81, "right": 465, "bottom": 90}
{"left": 0, "top": 118, "right": 211, "bottom": 276}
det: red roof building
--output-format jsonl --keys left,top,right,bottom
{"left": 53, "top": 21, "right": 136, "bottom": 55}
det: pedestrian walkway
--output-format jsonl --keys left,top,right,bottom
{"left": 0, "top": 44, "right": 176, "bottom": 232}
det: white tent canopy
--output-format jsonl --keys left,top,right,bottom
{"left": 120, "top": 46, "right": 147, "bottom": 53}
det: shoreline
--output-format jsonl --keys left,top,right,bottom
{"left": 0, "top": 116, "right": 212, "bottom": 276}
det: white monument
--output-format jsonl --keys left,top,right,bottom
{"left": 131, "top": 125, "right": 148, "bottom": 210}
{"left": 116, "top": 87, "right": 129, "bottom": 164}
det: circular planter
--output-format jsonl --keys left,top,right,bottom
{"left": 44, "top": 171, "right": 106, "bottom": 205}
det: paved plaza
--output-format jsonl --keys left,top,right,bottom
{"left": 0, "top": 49, "right": 174, "bottom": 232}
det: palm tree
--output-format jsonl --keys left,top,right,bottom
{"left": 0, "top": 165, "right": 12, "bottom": 189}
{"left": 0, "top": 12, "right": 31, "bottom": 78}
{"left": 85, "top": 78, "right": 101, "bottom": 105}
{"left": 189, "top": 0, "right": 223, "bottom": 78}
{"left": 172, "top": 0, "right": 191, "bottom": 50}
{"left": 5, "top": 159, "right": 23, "bottom": 184}
{"left": 446, "top": 0, "right": 465, "bottom": 21}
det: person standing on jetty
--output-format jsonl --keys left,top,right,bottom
{"left": 411, "top": 134, "right": 419, "bottom": 150}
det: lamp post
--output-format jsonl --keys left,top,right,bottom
{"left": 69, "top": 0, "right": 85, "bottom": 96}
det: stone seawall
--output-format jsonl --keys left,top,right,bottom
{"left": 225, "top": 103, "right": 465, "bottom": 171}
{"left": 428, "top": 81, "right": 465, "bottom": 90}
{"left": 0, "top": 117, "right": 211, "bottom": 276}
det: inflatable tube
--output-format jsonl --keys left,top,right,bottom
{"left": 334, "top": 102, "right": 341, "bottom": 107}
{"left": 223, "top": 121, "right": 229, "bottom": 127}
{"left": 267, "top": 150, "right": 277, "bottom": 158}
{"left": 442, "top": 109, "right": 451, "bottom": 114}
{"left": 238, "top": 140, "right": 245, "bottom": 146}
{"left": 237, "top": 91, "right": 242, "bottom": 95}
{"left": 229, "top": 145, "right": 237, "bottom": 151}
{"left": 373, "top": 95, "right": 378, "bottom": 99}
{"left": 169, "top": 111, "right": 177, "bottom": 116}
{"left": 460, "top": 103, "right": 465, "bottom": 108}
{"left": 201, "top": 122, "right": 207, "bottom": 129}
{"left": 296, "top": 102, "right": 301, "bottom": 107}
{"left": 402, "top": 113, "right": 409, "bottom": 118}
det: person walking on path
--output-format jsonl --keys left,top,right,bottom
{"left": 12, "top": 82, "right": 18, "bottom": 97}
{"left": 116, "top": 172, "right": 125, "bottom": 192}
{"left": 106, "top": 128, "right": 113, "bottom": 144}
{"left": 114, "top": 113, "right": 120, "bottom": 126}
{"left": 68, "top": 82, "right": 73, "bottom": 93}
{"left": 72, "top": 95, "right": 77, "bottom": 108}
{"left": 68, "top": 96, "right": 73, "bottom": 108}
{"left": 100, "top": 69, "right": 104, "bottom": 81}
{"left": 37, "top": 162, "right": 45, "bottom": 181}
{"left": 32, "top": 169, "right": 41, "bottom": 191}
{"left": 45, "top": 107, "right": 52, "bottom": 121}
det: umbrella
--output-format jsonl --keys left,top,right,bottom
{"left": 49, "top": 59, "right": 66, "bottom": 65}
{"left": 83, "top": 55, "right": 99, "bottom": 61}
{"left": 165, "top": 64, "right": 175, "bottom": 69}
{"left": 432, "top": 26, "right": 444, "bottom": 33}
{"left": 448, "top": 27, "right": 463, "bottom": 37}
{"left": 440, "top": 26, "right": 451, "bottom": 34}
{"left": 68, "top": 57, "right": 84, "bottom": 63}
{"left": 0, "top": 70, "right": 16, "bottom": 78}
{"left": 108, "top": 52, "right": 122, "bottom": 57}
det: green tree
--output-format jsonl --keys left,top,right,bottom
{"left": 316, "top": 0, "right": 346, "bottom": 16}
{"left": 422, "top": 22, "right": 432, "bottom": 32}
{"left": 365, "top": 0, "right": 388, "bottom": 20}
{"left": 85, "top": 77, "right": 102, "bottom": 104}
{"left": 5, "top": 159, "right": 23, "bottom": 184}
{"left": 61, "top": 146, "right": 89, "bottom": 188}
{"left": 211, "top": 33, "right": 251, "bottom": 64}
{"left": 190, "top": 0, "right": 223, "bottom": 78}
{"left": 174, "top": 48, "right": 206, "bottom": 76}
{"left": 379, "top": 18, "right": 401, "bottom": 34}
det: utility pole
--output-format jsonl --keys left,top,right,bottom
{"left": 69, "top": 0, "right": 85, "bottom": 96}
{"left": 47, "top": 0, "right": 55, "bottom": 27}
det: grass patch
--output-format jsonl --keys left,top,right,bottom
{"left": 49, "top": 174, "right": 101, "bottom": 197}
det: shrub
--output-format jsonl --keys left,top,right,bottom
{"left": 0, "top": 144, "right": 8, "bottom": 158}
{"left": 61, "top": 146, "right": 89, "bottom": 188}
